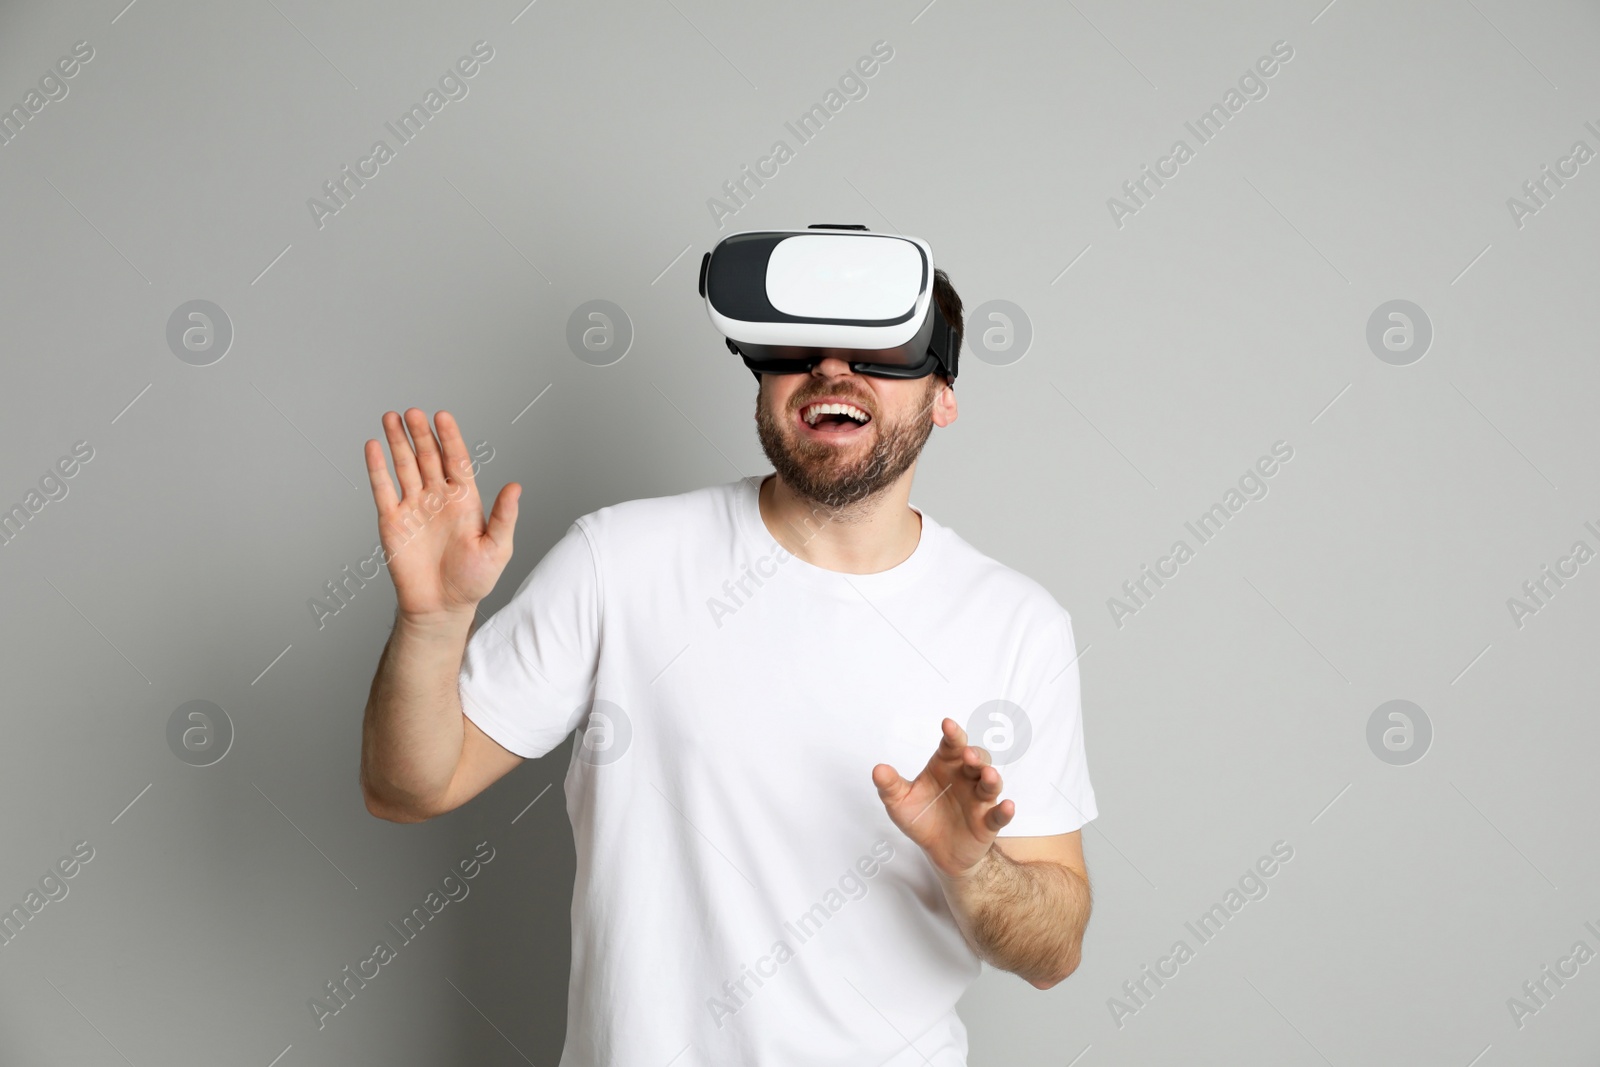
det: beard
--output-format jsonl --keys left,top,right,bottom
{"left": 755, "top": 376, "right": 938, "bottom": 511}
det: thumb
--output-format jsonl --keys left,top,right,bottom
{"left": 486, "top": 482, "right": 520, "bottom": 553}
{"left": 872, "top": 763, "right": 911, "bottom": 804}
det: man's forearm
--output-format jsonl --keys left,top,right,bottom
{"left": 360, "top": 609, "right": 476, "bottom": 819}
{"left": 937, "top": 847, "right": 1091, "bottom": 989}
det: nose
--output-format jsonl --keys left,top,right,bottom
{"left": 810, "top": 353, "right": 856, "bottom": 378}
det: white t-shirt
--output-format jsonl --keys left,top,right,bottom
{"left": 458, "top": 475, "right": 1096, "bottom": 1067}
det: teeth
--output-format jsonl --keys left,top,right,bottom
{"left": 803, "top": 402, "right": 870, "bottom": 426}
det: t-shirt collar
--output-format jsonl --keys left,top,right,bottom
{"left": 733, "top": 474, "right": 938, "bottom": 597}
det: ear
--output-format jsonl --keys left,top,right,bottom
{"left": 930, "top": 378, "right": 958, "bottom": 428}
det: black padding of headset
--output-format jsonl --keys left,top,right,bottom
{"left": 740, "top": 300, "right": 959, "bottom": 383}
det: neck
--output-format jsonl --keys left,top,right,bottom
{"left": 757, "top": 469, "right": 923, "bottom": 574}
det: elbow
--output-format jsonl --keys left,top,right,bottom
{"left": 360, "top": 776, "right": 438, "bottom": 824}
{"left": 1028, "top": 951, "right": 1082, "bottom": 990}
{"left": 364, "top": 794, "right": 425, "bottom": 823}
{"left": 1029, "top": 970, "right": 1071, "bottom": 991}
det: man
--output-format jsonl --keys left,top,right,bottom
{"left": 359, "top": 265, "right": 1096, "bottom": 1065}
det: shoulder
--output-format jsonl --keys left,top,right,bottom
{"left": 926, "top": 516, "right": 1073, "bottom": 630}
{"left": 571, "top": 478, "right": 747, "bottom": 560}
{"left": 576, "top": 478, "right": 743, "bottom": 532}
{"left": 925, "top": 519, "right": 1082, "bottom": 678}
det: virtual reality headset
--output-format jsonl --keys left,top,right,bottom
{"left": 698, "top": 224, "right": 959, "bottom": 382}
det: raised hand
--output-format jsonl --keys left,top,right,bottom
{"left": 872, "top": 718, "right": 1014, "bottom": 880}
{"left": 363, "top": 409, "right": 520, "bottom": 624}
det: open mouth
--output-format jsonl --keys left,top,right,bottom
{"left": 798, "top": 400, "right": 873, "bottom": 437}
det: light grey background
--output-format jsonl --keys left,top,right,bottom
{"left": 1, "top": 0, "right": 1596, "bottom": 1063}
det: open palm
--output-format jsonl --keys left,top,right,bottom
{"left": 873, "top": 718, "right": 1015, "bottom": 880}
{"left": 363, "top": 409, "right": 520, "bottom": 622}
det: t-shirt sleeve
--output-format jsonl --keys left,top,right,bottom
{"left": 993, "top": 608, "right": 1097, "bottom": 838}
{"left": 457, "top": 518, "right": 602, "bottom": 759}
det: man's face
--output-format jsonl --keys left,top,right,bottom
{"left": 754, "top": 353, "right": 957, "bottom": 509}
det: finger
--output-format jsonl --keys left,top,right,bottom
{"left": 983, "top": 799, "right": 1016, "bottom": 834}
{"left": 972, "top": 763, "right": 1004, "bottom": 799}
{"left": 960, "top": 745, "right": 993, "bottom": 778}
{"left": 958, "top": 761, "right": 997, "bottom": 800}
{"left": 364, "top": 438, "right": 400, "bottom": 514}
{"left": 383, "top": 411, "right": 423, "bottom": 498}
{"left": 938, "top": 718, "right": 968, "bottom": 758}
{"left": 485, "top": 482, "right": 521, "bottom": 552}
{"left": 434, "top": 410, "right": 477, "bottom": 489}
{"left": 404, "top": 408, "right": 446, "bottom": 487}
